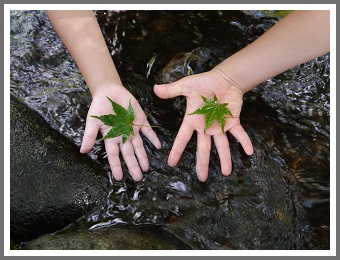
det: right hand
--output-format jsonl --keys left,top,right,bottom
{"left": 154, "top": 71, "right": 253, "bottom": 182}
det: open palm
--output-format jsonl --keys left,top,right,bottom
{"left": 80, "top": 84, "right": 161, "bottom": 181}
{"left": 154, "top": 71, "right": 253, "bottom": 182}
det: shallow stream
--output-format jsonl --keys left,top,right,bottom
{"left": 10, "top": 10, "right": 330, "bottom": 249}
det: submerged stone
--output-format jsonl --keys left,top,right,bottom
{"left": 22, "top": 226, "right": 190, "bottom": 250}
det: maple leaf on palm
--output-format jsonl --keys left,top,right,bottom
{"left": 91, "top": 96, "right": 135, "bottom": 144}
{"left": 189, "top": 94, "right": 234, "bottom": 133}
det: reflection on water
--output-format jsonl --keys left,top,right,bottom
{"left": 10, "top": 10, "right": 330, "bottom": 249}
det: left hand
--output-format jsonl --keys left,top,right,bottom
{"left": 154, "top": 71, "right": 253, "bottom": 182}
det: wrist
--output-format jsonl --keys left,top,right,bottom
{"left": 89, "top": 82, "right": 125, "bottom": 97}
{"left": 211, "top": 68, "right": 247, "bottom": 94}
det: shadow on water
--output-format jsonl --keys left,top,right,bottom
{"left": 10, "top": 10, "right": 330, "bottom": 249}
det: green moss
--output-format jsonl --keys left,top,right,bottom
{"left": 259, "top": 10, "right": 292, "bottom": 18}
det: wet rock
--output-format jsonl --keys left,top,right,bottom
{"left": 10, "top": 95, "right": 109, "bottom": 244}
{"left": 157, "top": 46, "right": 235, "bottom": 84}
{"left": 22, "top": 226, "right": 190, "bottom": 250}
{"left": 157, "top": 51, "right": 206, "bottom": 84}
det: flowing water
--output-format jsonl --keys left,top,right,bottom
{"left": 10, "top": 10, "right": 330, "bottom": 250}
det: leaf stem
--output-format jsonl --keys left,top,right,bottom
{"left": 132, "top": 123, "right": 161, "bottom": 128}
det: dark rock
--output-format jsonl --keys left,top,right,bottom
{"left": 10, "top": 95, "right": 108, "bottom": 244}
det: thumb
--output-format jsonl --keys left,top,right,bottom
{"left": 154, "top": 81, "right": 184, "bottom": 99}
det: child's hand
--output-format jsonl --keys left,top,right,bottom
{"left": 80, "top": 84, "right": 162, "bottom": 181}
{"left": 154, "top": 71, "right": 253, "bottom": 182}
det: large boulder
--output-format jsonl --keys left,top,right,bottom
{"left": 10, "top": 95, "right": 108, "bottom": 243}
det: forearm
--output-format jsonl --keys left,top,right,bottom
{"left": 214, "top": 10, "right": 330, "bottom": 92}
{"left": 46, "top": 10, "right": 122, "bottom": 95}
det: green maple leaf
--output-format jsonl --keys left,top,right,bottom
{"left": 91, "top": 96, "right": 135, "bottom": 143}
{"left": 189, "top": 94, "right": 234, "bottom": 133}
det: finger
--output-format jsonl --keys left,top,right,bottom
{"left": 228, "top": 124, "right": 254, "bottom": 155}
{"left": 196, "top": 132, "right": 211, "bottom": 182}
{"left": 80, "top": 117, "right": 100, "bottom": 154}
{"left": 120, "top": 141, "right": 143, "bottom": 182}
{"left": 154, "top": 81, "right": 186, "bottom": 99}
{"left": 213, "top": 133, "right": 232, "bottom": 176}
{"left": 104, "top": 138, "right": 123, "bottom": 181}
{"left": 131, "top": 134, "right": 149, "bottom": 172}
{"left": 140, "top": 122, "right": 162, "bottom": 149}
{"left": 168, "top": 121, "right": 194, "bottom": 167}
